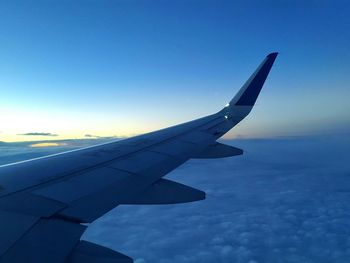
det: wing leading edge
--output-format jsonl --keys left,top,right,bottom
{"left": 0, "top": 53, "right": 278, "bottom": 262}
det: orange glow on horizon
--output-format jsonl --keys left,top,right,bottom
{"left": 30, "top": 142, "right": 68, "bottom": 148}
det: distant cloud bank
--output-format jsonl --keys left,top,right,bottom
{"left": 85, "top": 134, "right": 101, "bottom": 138}
{"left": 17, "top": 132, "right": 58, "bottom": 137}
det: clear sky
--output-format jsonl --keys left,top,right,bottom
{"left": 0, "top": 0, "right": 349, "bottom": 142}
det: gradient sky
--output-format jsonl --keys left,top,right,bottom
{"left": 0, "top": 0, "right": 349, "bottom": 142}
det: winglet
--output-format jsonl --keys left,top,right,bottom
{"left": 229, "top": 52, "right": 278, "bottom": 106}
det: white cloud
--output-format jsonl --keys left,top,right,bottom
{"left": 1, "top": 136, "right": 350, "bottom": 262}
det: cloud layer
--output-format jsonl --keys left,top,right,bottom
{"left": 1, "top": 136, "right": 349, "bottom": 262}
{"left": 83, "top": 137, "right": 350, "bottom": 263}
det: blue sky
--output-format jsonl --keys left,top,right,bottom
{"left": 0, "top": 0, "right": 349, "bottom": 141}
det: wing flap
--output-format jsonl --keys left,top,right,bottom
{"left": 33, "top": 168, "right": 131, "bottom": 203}
{"left": 0, "top": 192, "right": 66, "bottom": 217}
{"left": 1, "top": 219, "right": 86, "bottom": 263}
{"left": 1, "top": 218, "right": 86, "bottom": 263}
{"left": 0, "top": 210, "right": 39, "bottom": 255}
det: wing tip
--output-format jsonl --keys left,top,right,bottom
{"left": 267, "top": 52, "right": 279, "bottom": 58}
{"left": 230, "top": 52, "right": 278, "bottom": 106}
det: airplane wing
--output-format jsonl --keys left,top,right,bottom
{"left": 0, "top": 53, "right": 278, "bottom": 262}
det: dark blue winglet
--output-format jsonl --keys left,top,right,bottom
{"left": 234, "top": 52, "right": 278, "bottom": 106}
